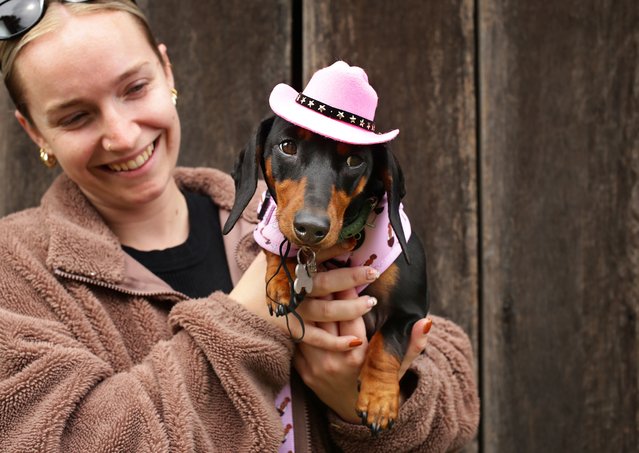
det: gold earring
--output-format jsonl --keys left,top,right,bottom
{"left": 171, "top": 88, "right": 178, "bottom": 106}
{"left": 39, "top": 148, "right": 57, "bottom": 168}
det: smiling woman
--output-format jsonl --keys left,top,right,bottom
{"left": 0, "top": 1, "right": 479, "bottom": 452}
{"left": 13, "top": 9, "right": 183, "bottom": 239}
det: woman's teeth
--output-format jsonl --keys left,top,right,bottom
{"left": 108, "top": 143, "right": 155, "bottom": 172}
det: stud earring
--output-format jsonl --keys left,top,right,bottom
{"left": 171, "top": 88, "right": 178, "bottom": 106}
{"left": 39, "top": 148, "right": 57, "bottom": 168}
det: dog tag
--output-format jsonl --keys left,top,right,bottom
{"left": 294, "top": 263, "right": 313, "bottom": 295}
{"left": 294, "top": 248, "right": 317, "bottom": 295}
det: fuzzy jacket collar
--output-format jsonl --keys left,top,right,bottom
{"left": 42, "top": 167, "right": 260, "bottom": 288}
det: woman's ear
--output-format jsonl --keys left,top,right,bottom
{"left": 14, "top": 110, "right": 49, "bottom": 152}
{"left": 158, "top": 43, "right": 175, "bottom": 89}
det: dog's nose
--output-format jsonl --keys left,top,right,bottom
{"left": 294, "top": 212, "right": 330, "bottom": 245}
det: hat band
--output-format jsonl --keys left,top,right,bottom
{"left": 295, "top": 93, "right": 377, "bottom": 132}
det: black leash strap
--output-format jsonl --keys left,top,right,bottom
{"left": 265, "top": 238, "right": 306, "bottom": 342}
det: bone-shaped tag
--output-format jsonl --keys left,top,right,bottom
{"left": 294, "top": 263, "right": 313, "bottom": 295}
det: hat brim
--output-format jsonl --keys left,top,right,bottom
{"left": 269, "top": 83, "right": 399, "bottom": 145}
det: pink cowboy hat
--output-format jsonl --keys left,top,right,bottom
{"left": 269, "top": 61, "right": 399, "bottom": 145}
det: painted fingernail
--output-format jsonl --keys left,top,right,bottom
{"left": 367, "top": 297, "right": 378, "bottom": 308}
{"left": 349, "top": 338, "right": 363, "bottom": 348}
{"left": 423, "top": 318, "right": 433, "bottom": 335}
{"left": 366, "top": 267, "right": 380, "bottom": 281}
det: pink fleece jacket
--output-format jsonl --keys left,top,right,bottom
{"left": 0, "top": 167, "right": 479, "bottom": 452}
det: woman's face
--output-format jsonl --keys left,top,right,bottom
{"left": 15, "top": 9, "right": 180, "bottom": 212}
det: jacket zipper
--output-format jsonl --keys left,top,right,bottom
{"left": 291, "top": 370, "right": 312, "bottom": 453}
{"left": 54, "top": 268, "right": 188, "bottom": 299}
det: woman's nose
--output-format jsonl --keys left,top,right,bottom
{"left": 100, "top": 103, "right": 140, "bottom": 152}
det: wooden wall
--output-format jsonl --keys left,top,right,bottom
{"left": 480, "top": 1, "right": 638, "bottom": 451}
{"left": 0, "top": 1, "right": 636, "bottom": 451}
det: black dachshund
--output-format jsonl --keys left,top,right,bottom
{"left": 223, "top": 114, "right": 429, "bottom": 433}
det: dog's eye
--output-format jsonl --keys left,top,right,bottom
{"left": 279, "top": 140, "right": 297, "bottom": 155}
{"left": 346, "top": 155, "right": 364, "bottom": 168}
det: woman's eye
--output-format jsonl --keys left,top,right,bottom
{"left": 59, "top": 112, "right": 88, "bottom": 128}
{"left": 346, "top": 155, "right": 363, "bottom": 167}
{"left": 279, "top": 140, "right": 297, "bottom": 155}
{"left": 126, "top": 82, "right": 148, "bottom": 97}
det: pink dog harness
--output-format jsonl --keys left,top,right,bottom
{"left": 254, "top": 191, "right": 412, "bottom": 293}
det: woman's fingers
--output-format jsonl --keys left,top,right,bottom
{"left": 398, "top": 317, "right": 433, "bottom": 378}
{"left": 297, "top": 294, "right": 376, "bottom": 323}
{"left": 285, "top": 321, "right": 364, "bottom": 351}
{"left": 309, "top": 266, "right": 379, "bottom": 298}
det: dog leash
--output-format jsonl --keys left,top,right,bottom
{"left": 265, "top": 238, "right": 308, "bottom": 342}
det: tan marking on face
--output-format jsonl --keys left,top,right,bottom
{"left": 296, "top": 127, "right": 314, "bottom": 141}
{"left": 336, "top": 142, "right": 353, "bottom": 156}
{"left": 275, "top": 178, "right": 307, "bottom": 242}
{"left": 318, "top": 187, "right": 350, "bottom": 248}
{"left": 264, "top": 157, "right": 273, "bottom": 184}
{"left": 352, "top": 176, "right": 368, "bottom": 197}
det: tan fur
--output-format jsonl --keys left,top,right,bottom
{"left": 264, "top": 250, "right": 298, "bottom": 311}
{"left": 356, "top": 331, "right": 401, "bottom": 430}
{"left": 275, "top": 178, "right": 307, "bottom": 245}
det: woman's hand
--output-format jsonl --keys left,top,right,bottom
{"left": 231, "top": 249, "right": 433, "bottom": 423}
{"left": 294, "top": 299, "right": 433, "bottom": 424}
{"left": 230, "top": 250, "right": 378, "bottom": 351}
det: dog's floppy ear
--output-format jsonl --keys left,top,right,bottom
{"left": 378, "top": 142, "right": 410, "bottom": 264}
{"left": 223, "top": 116, "right": 274, "bottom": 234}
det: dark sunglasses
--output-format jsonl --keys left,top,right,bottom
{"left": 0, "top": 0, "right": 135, "bottom": 41}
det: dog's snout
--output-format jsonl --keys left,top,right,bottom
{"left": 294, "top": 212, "right": 330, "bottom": 245}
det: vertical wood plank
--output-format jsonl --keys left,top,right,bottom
{"left": 480, "top": 0, "right": 639, "bottom": 450}
{"left": 140, "top": 0, "right": 292, "bottom": 173}
{"left": 304, "top": 0, "right": 478, "bottom": 354}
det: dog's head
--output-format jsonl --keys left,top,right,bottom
{"left": 223, "top": 116, "right": 410, "bottom": 262}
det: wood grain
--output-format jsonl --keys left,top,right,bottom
{"left": 142, "top": 0, "right": 292, "bottom": 173}
{"left": 480, "top": 1, "right": 639, "bottom": 450}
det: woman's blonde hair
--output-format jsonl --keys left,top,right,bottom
{"left": 0, "top": 0, "right": 161, "bottom": 122}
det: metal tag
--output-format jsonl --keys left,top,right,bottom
{"left": 293, "top": 248, "right": 317, "bottom": 295}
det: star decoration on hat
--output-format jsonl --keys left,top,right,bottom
{"left": 294, "top": 92, "right": 378, "bottom": 133}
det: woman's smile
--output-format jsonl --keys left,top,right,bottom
{"left": 106, "top": 140, "right": 156, "bottom": 172}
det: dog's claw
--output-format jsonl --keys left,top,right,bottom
{"left": 275, "top": 305, "right": 287, "bottom": 317}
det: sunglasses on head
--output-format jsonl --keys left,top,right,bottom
{"left": 0, "top": 0, "right": 136, "bottom": 41}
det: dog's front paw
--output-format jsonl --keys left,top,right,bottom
{"left": 356, "top": 369, "right": 400, "bottom": 434}
{"left": 355, "top": 332, "right": 402, "bottom": 434}
{"left": 264, "top": 254, "right": 297, "bottom": 316}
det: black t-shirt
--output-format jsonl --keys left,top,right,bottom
{"left": 122, "top": 191, "right": 233, "bottom": 298}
